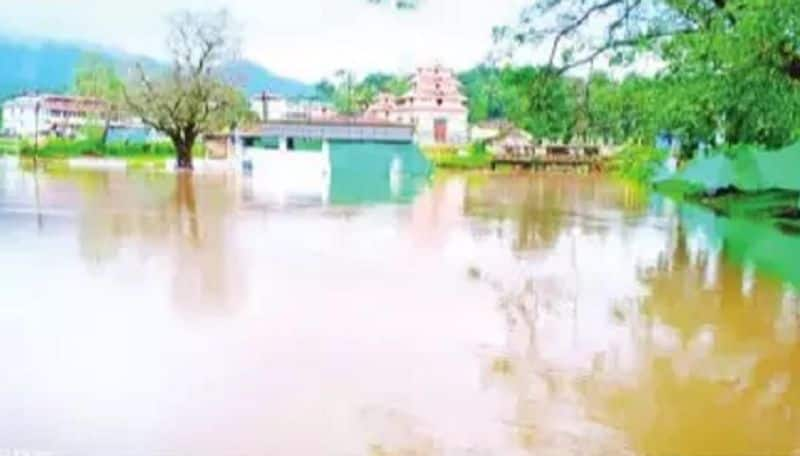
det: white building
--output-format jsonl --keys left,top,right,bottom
{"left": 250, "top": 92, "right": 336, "bottom": 122}
{"left": 365, "top": 65, "right": 469, "bottom": 145}
{"left": 2, "top": 94, "right": 106, "bottom": 137}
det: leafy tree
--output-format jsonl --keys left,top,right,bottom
{"left": 494, "top": 0, "right": 800, "bottom": 150}
{"left": 500, "top": 67, "right": 576, "bottom": 141}
{"left": 312, "top": 79, "right": 336, "bottom": 102}
{"left": 332, "top": 70, "right": 359, "bottom": 115}
{"left": 458, "top": 65, "right": 506, "bottom": 122}
{"left": 124, "top": 9, "right": 247, "bottom": 169}
{"left": 361, "top": 72, "right": 410, "bottom": 96}
{"left": 328, "top": 70, "right": 409, "bottom": 115}
{"left": 73, "top": 53, "right": 126, "bottom": 143}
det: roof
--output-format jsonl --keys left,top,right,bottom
{"left": 474, "top": 120, "right": 514, "bottom": 131}
{"left": 487, "top": 128, "right": 536, "bottom": 147}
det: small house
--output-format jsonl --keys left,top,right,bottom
{"left": 486, "top": 128, "right": 536, "bottom": 158}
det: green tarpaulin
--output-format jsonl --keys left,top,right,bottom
{"left": 679, "top": 203, "right": 800, "bottom": 286}
{"left": 751, "top": 143, "right": 800, "bottom": 191}
{"left": 661, "top": 142, "right": 800, "bottom": 193}
{"left": 672, "top": 154, "right": 737, "bottom": 192}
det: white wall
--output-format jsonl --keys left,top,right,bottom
{"left": 409, "top": 110, "right": 469, "bottom": 146}
{"left": 2, "top": 96, "right": 100, "bottom": 137}
{"left": 2, "top": 100, "right": 36, "bottom": 136}
{"left": 250, "top": 97, "right": 289, "bottom": 121}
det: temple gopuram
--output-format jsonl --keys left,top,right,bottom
{"left": 366, "top": 64, "right": 469, "bottom": 145}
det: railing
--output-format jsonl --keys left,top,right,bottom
{"left": 490, "top": 153, "right": 608, "bottom": 171}
{"left": 242, "top": 121, "right": 416, "bottom": 143}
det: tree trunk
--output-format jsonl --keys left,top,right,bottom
{"left": 101, "top": 117, "right": 111, "bottom": 146}
{"left": 175, "top": 138, "right": 194, "bottom": 170}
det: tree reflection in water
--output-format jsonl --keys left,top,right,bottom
{"left": 465, "top": 175, "right": 800, "bottom": 455}
{"left": 584, "top": 223, "right": 800, "bottom": 456}
{"left": 72, "top": 170, "right": 245, "bottom": 316}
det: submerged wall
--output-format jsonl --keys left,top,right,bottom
{"left": 328, "top": 141, "right": 432, "bottom": 205}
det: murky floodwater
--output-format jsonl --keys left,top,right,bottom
{"left": 2, "top": 161, "right": 800, "bottom": 456}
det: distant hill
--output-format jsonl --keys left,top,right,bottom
{"left": 225, "top": 60, "right": 314, "bottom": 98}
{"left": 0, "top": 35, "right": 313, "bottom": 100}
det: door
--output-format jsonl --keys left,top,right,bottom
{"left": 434, "top": 118, "right": 448, "bottom": 143}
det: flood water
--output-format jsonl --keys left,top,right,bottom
{"left": 2, "top": 161, "right": 800, "bottom": 456}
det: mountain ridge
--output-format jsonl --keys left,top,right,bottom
{"left": 0, "top": 34, "right": 313, "bottom": 100}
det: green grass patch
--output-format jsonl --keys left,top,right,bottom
{"left": 0, "top": 137, "right": 20, "bottom": 154}
{"left": 609, "top": 143, "right": 667, "bottom": 183}
{"left": 19, "top": 137, "right": 205, "bottom": 160}
{"left": 425, "top": 142, "right": 493, "bottom": 170}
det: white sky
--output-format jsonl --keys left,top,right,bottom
{"left": 0, "top": 0, "right": 535, "bottom": 83}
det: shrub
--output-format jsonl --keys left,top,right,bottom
{"left": 610, "top": 142, "right": 667, "bottom": 183}
{"left": 428, "top": 141, "right": 492, "bottom": 170}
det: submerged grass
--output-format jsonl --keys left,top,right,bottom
{"left": 0, "top": 137, "right": 20, "bottom": 154}
{"left": 18, "top": 136, "right": 205, "bottom": 160}
{"left": 424, "top": 143, "right": 493, "bottom": 170}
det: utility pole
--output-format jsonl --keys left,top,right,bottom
{"left": 260, "top": 91, "right": 269, "bottom": 121}
{"left": 33, "top": 100, "right": 40, "bottom": 168}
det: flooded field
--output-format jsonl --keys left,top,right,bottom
{"left": 1, "top": 162, "right": 799, "bottom": 456}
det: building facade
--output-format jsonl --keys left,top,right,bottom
{"left": 250, "top": 92, "right": 336, "bottom": 122}
{"left": 2, "top": 94, "right": 106, "bottom": 137}
{"left": 365, "top": 65, "right": 469, "bottom": 145}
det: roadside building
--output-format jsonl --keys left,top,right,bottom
{"left": 364, "top": 65, "right": 469, "bottom": 145}
{"left": 364, "top": 92, "right": 398, "bottom": 122}
{"left": 2, "top": 93, "right": 106, "bottom": 137}
{"left": 250, "top": 91, "right": 336, "bottom": 122}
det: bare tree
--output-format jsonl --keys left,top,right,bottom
{"left": 125, "top": 9, "right": 244, "bottom": 170}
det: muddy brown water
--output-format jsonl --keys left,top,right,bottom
{"left": 1, "top": 165, "right": 799, "bottom": 456}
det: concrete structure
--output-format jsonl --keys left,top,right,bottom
{"left": 365, "top": 65, "right": 469, "bottom": 145}
{"left": 2, "top": 94, "right": 106, "bottom": 137}
{"left": 250, "top": 92, "right": 336, "bottom": 122}
{"left": 205, "top": 119, "right": 416, "bottom": 167}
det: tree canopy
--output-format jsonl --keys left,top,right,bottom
{"left": 378, "top": 0, "right": 800, "bottom": 152}
{"left": 492, "top": 0, "right": 800, "bottom": 149}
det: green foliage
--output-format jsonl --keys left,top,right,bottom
{"left": 0, "top": 137, "right": 19, "bottom": 155}
{"left": 458, "top": 66, "right": 506, "bottom": 122}
{"left": 362, "top": 73, "right": 410, "bottom": 96}
{"left": 73, "top": 53, "right": 125, "bottom": 102}
{"left": 19, "top": 137, "right": 203, "bottom": 159}
{"left": 490, "top": 0, "right": 800, "bottom": 153}
{"left": 500, "top": 67, "right": 577, "bottom": 141}
{"left": 611, "top": 143, "right": 667, "bottom": 183}
{"left": 313, "top": 80, "right": 336, "bottom": 102}
{"left": 325, "top": 70, "right": 411, "bottom": 114}
{"left": 425, "top": 142, "right": 492, "bottom": 170}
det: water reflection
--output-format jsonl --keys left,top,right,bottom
{"left": 462, "top": 176, "right": 800, "bottom": 455}
{"left": 1, "top": 166, "right": 800, "bottom": 455}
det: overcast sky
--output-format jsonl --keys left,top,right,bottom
{"left": 0, "top": 0, "right": 537, "bottom": 82}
